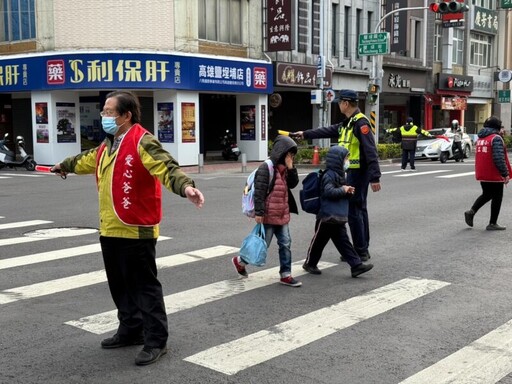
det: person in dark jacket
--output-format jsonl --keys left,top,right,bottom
{"left": 303, "top": 146, "right": 373, "bottom": 278}
{"left": 232, "top": 135, "right": 302, "bottom": 286}
{"left": 386, "top": 117, "right": 431, "bottom": 171}
{"left": 465, "top": 116, "right": 511, "bottom": 230}
{"left": 294, "top": 89, "right": 381, "bottom": 262}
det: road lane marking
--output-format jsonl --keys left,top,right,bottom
{"left": 0, "top": 176, "right": 11, "bottom": 179}
{"left": 0, "top": 244, "right": 235, "bottom": 305}
{"left": 0, "top": 220, "right": 53, "bottom": 230}
{"left": 382, "top": 170, "right": 408, "bottom": 174}
{"left": 394, "top": 170, "right": 451, "bottom": 177}
{"left": 399, "top": 319, "right": 512, "bottom": 384}
{"left": 0, "top": 173, "right": 45, "bottom": 177}
{"left": 184, "top": 277, "right": 450, "bottom": 376}
{"left": 0, "top": 236, "right": 171, "bottom": 270}
{"left": 436, "top": 171, "right": 475, "bottom": 178}
{"left": 65, "top": 260, "right": 337, "bottom": 335}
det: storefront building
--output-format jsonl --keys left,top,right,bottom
{"left": 0, "top": 51, "right": 273, "bottom": 166}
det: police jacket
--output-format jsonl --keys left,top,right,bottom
{"left": 303, "top": 110, "right": 381, "bottom": 183}
{"left": 388, "top": 124, "right": 430, "bottom": 151}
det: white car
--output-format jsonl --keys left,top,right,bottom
{"left": 415, "top": 128, "right": 473, "bottom": 162}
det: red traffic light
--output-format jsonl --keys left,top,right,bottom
{"left": 429, "top": 1, "right": 469, "bottom": 13}
{"left": 429, "top": 3, "right": 439, "bottom": 12}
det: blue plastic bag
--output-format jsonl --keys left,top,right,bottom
{"left": 239, "top": 223, "right": 267, "bottom": 266}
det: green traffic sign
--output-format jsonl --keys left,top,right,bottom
{"left": 501, "top": 0, "right": 512, "bottom": 9}
{"left": 498, "top": 90, "right": 511, "bottom": 103}
{"left": 358, "top": 33, "right": 389, "bottom": 56}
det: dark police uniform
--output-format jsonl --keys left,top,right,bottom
{"left": 302, "top": 90, "right": 381, "bottom": 259}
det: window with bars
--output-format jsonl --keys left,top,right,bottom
{"left": 298, "top": 0, "right": 308, "bottom": 53}
{"left": 311, "top": 0, "right": 320, "bottom": 54}
{"left": 471, "top": 0, "right": 493, "bottom": 8}
{"left": 198, "top": 0, "right": 241, "bottom": 45}
{"left": 470, "top": 32, "right": 492, "bottom": 67}
{"left": 0, "top": 0, "right": 35, "bottom": 42}
{"left": 332, "top": 4, "right": 338, "bottom": 57}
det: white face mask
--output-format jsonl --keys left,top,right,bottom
{"left": 343, "top": 160, "right": 350, "bottom": 171}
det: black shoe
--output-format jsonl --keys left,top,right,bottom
{"left": 101, "top": 333, "right": 144, "bottom": 349}
{"left": 359, "top": 252, "right": 371, "bottom": 262}
{"left": 464, "top": 210, "right": 475, "bottom": 227}
{"left": 302, "top": 263, "right": 322, "bottom": 275}
{"left": 135, "top": 346, "right": 168, "bottom": 366}
{"left": 351, "top": 263, "right": 374, "bottom": 278}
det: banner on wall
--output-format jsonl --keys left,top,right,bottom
{"left": 240, "top": 105, "right": 256, "bottom": 141}
{"left": 157, "top": 102, "right": 174, "bottom": 143}
{"left": 55, "top": 102, "right": 77, "bottom": 143}
{"left": 181, "top": 102, "right": 196, "bottom": 143}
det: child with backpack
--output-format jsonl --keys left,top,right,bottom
{"left": 232, "top": 135, "right": 302, "bottom": 287}
{"left": 303, "top": 146, "right": 373, "bottom": 278}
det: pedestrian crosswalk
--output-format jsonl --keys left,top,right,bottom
{"left": 3, "top": 216, "right": 512, "bottom": 382}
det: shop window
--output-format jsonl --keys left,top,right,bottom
{"left": 0, "top": 0, "right": 35, "bottom": 42}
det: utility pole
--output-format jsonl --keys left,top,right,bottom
{"left": 367, "top": 6, "right": 428, "bottom": 144}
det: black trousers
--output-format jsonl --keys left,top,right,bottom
{"left": 453, "top": 141, "right": 463, "bottom": 160}
{"left": 471, "top": 182, "right": 504, "bottom": 225}
{"left": 305, "top": 220, "right": 362, "bottom": 268}
{"left": 401, "top": 148, "right": 416, "bottom": 169}
{"left": 100, "top": 236, "right": 168, "bottom": 348}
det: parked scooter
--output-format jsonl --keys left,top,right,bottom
{"left": 0, "top": 133, "right": 37, "bottom": 171}
{"left": 220, "top": 130, "right": 240, "bottom": 161}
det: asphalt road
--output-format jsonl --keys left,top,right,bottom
{"left": 2, "top": 158, "right": 512, "bottom": 384}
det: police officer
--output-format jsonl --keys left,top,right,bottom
{"left": 294, "top": 89, "right": 381, "bottom": 261}
{"left": 387, "top": 117, "right": 431, "bottom": 171}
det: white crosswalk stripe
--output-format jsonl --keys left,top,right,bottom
{"left": 0, "top": 220, "right": 53, "bottom": 230}
{"left": 399, "top": 319, "right": 512, "bottom": 384}
{"left": 394, "top": 170, "right": 451, "bottom": 177}
{"left": 436, "top": 171, "right": 475, "bottom": 178}
{"left": 184, "top": 277, "right": 450, "bottom": 375}
{"left": 65, "top": 260, "right": 337, "bottom": 334}
{"left": 0, "top": 243, "right": 234, "bottom": 305}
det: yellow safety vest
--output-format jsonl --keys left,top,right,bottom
{"left": 338, "top": 112, "right": 370, "bottom": 169}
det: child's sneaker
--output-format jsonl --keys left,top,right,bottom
{"left": 280, "top": 276, "right": 302, "bottom": 287}
{"left": 232, "top": 256, "right": 248, "bottom": 278}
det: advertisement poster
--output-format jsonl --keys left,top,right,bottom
{"left": 157, "top": 102, "right": 174, "bottom": 143}
{"left": 56, "top": 102, "right": 77, "bottom": 143}
{"left": 240, "top": 105, "right": 256, "bottom": 141}
{"left": 181, "top": 102, "right": 196, "bottom": 143}
{"left": 36, "top": 125, "right": 49, "bottom": 143}
{"left": 35, "top": 102, "right": 48, "bottom": 124}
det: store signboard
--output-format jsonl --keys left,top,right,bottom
{"left": 0, "top": 52, "right": 273, "bottom": 94}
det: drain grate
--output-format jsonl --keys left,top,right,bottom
{"left": 24, "top": 227, "right": 98, "bottom": 238}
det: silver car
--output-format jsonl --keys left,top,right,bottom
{"left": 415, "top": 128, "right": 473, "bottom": 162}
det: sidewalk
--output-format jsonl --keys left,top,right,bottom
{"left": 180, "top": 158, "right": 396, "bottom": 175}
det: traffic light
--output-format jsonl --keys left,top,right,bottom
{"left": 429, "top": 1, "right": 469, "bottom": 13}
{"left": 368, "top": 84, "right": 379, "bottom": 105}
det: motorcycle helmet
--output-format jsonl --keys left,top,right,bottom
{"left": 451, "top": 119, "right": 459, "bottom": 129}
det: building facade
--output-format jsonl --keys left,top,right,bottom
{"left": 0, "top": 0, "right": 273, "bottom": 166}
